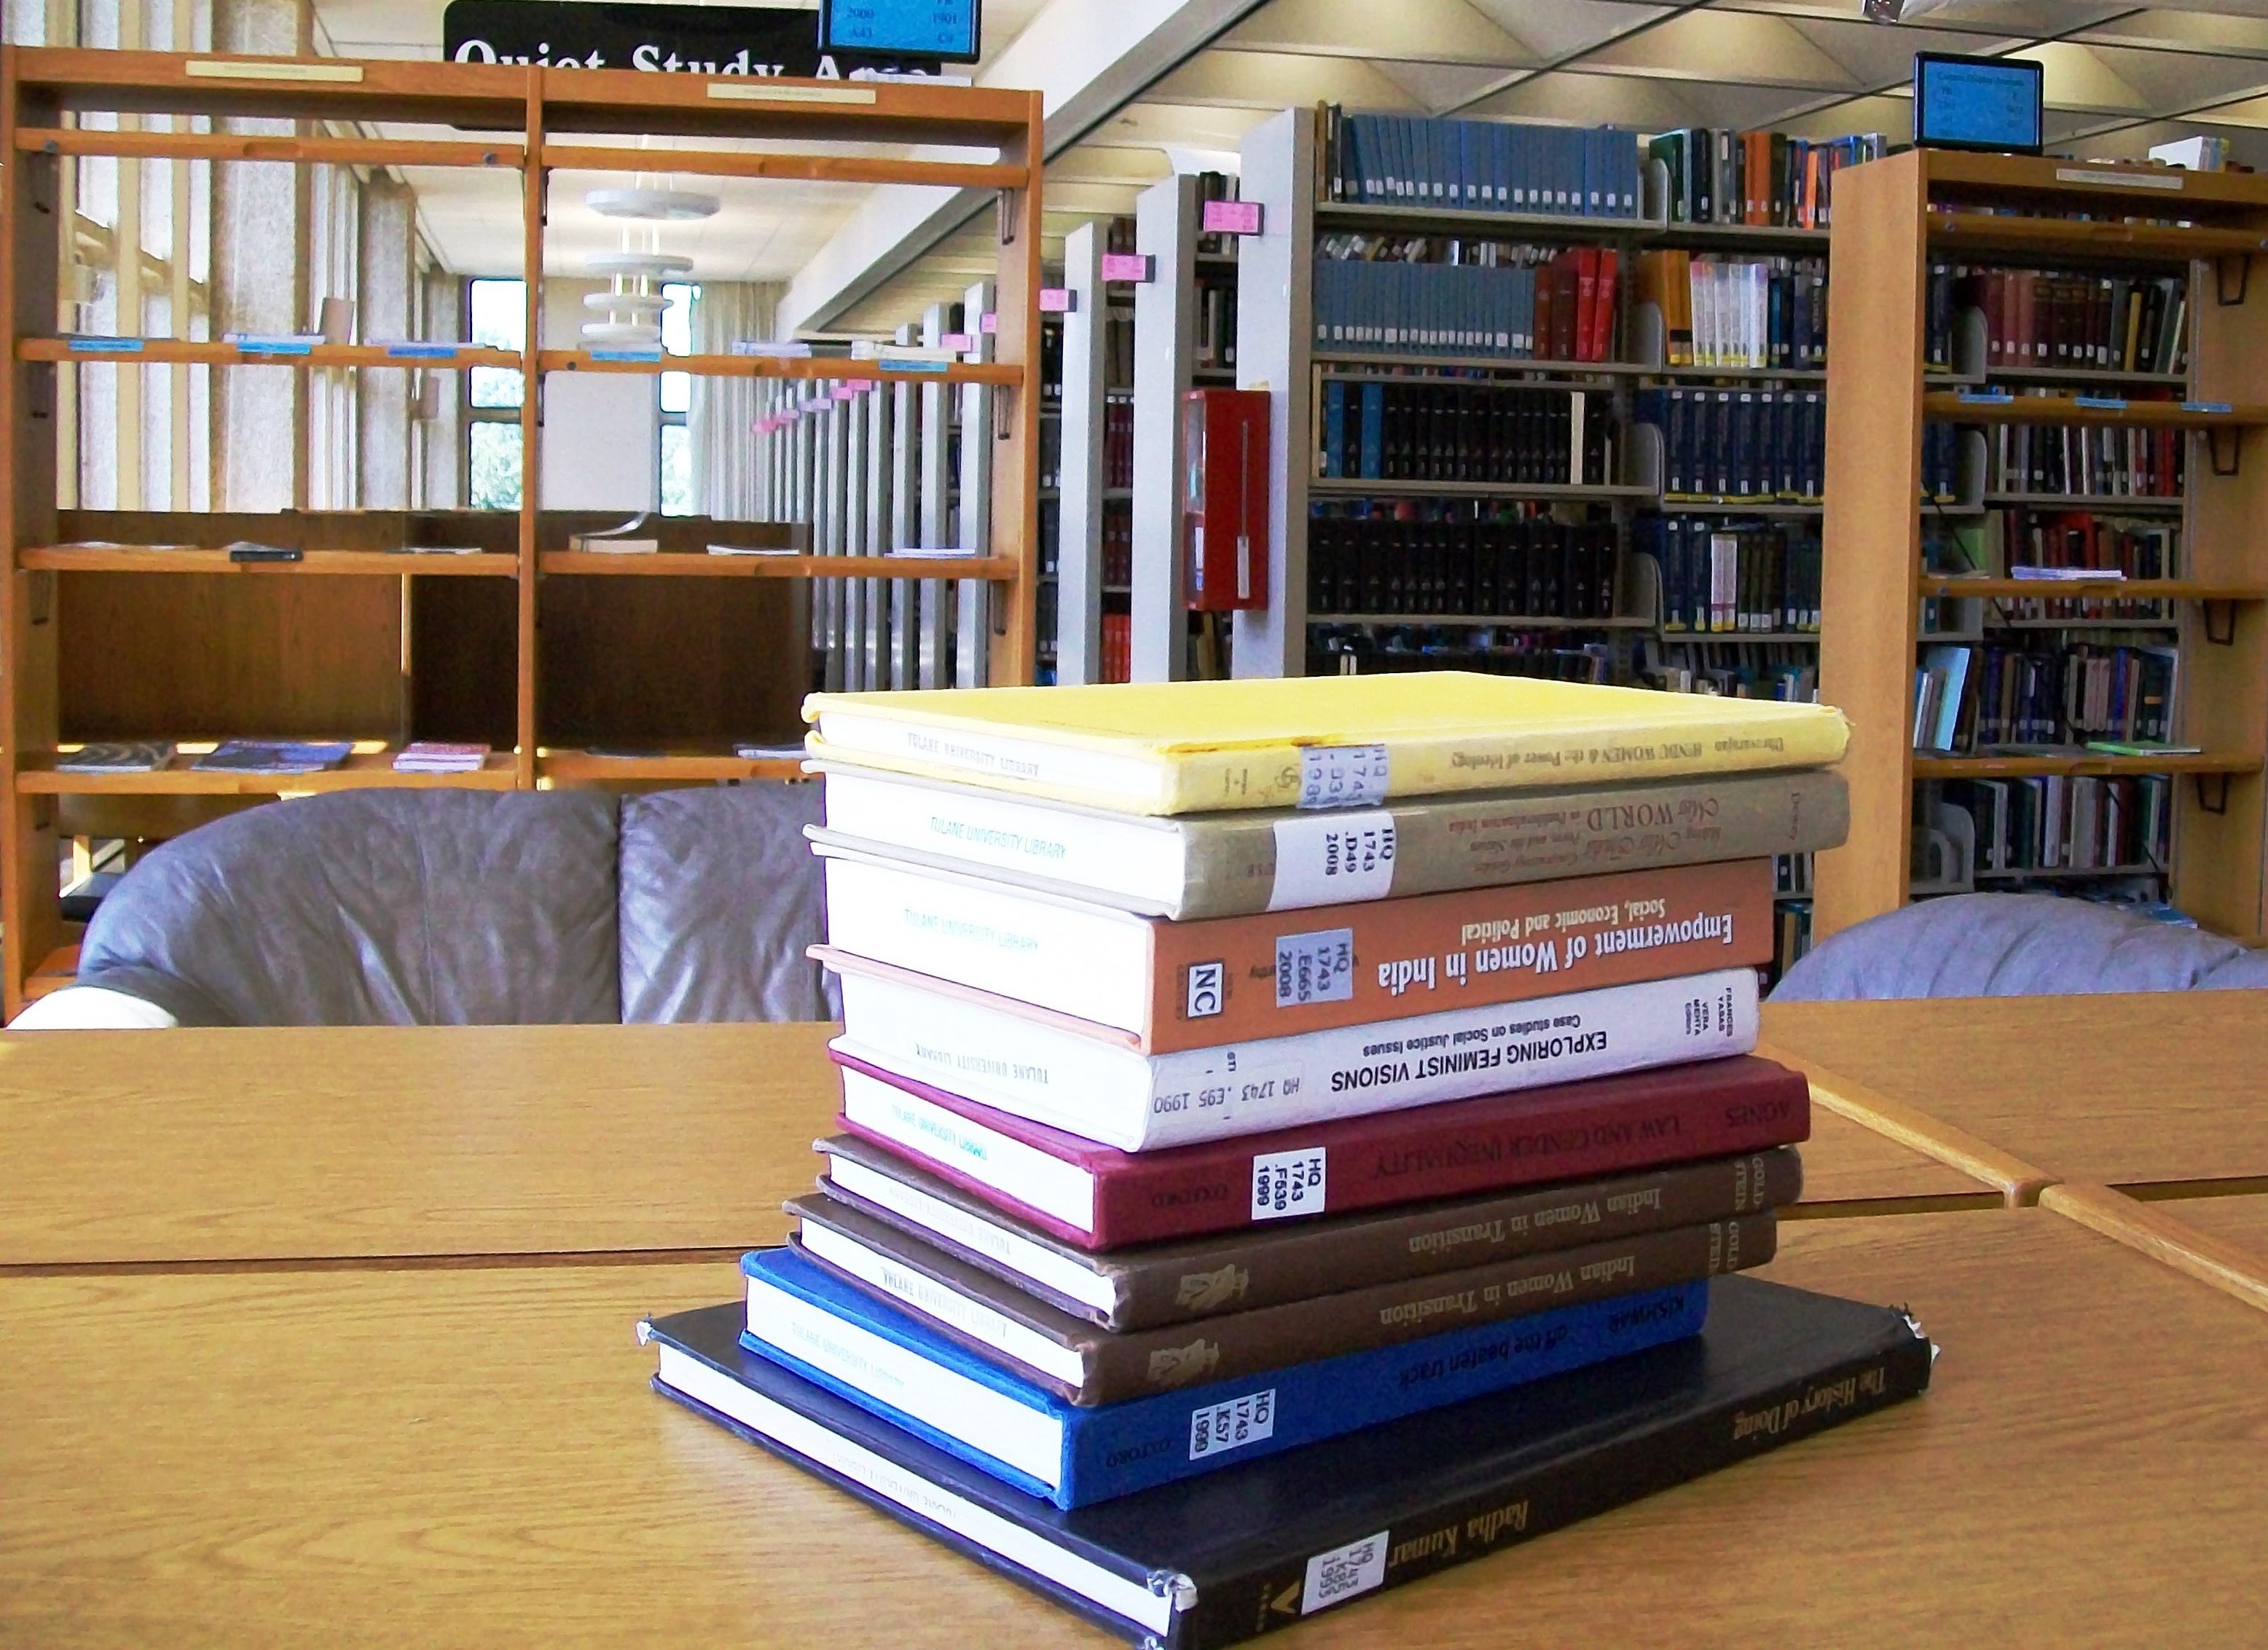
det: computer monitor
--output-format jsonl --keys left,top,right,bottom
{"left": 1913, "top": 52, "right": 2045, "bottom": 156}
{"left": 818, "top": 0, "right": 982, "bottom": 63}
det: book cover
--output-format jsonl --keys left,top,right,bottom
{"left": 190, "top": 739, "right": 353, "bottom": 774}
{"left": 814, "top": 1130, "right": 1803, "bottom": 1329}
{"left": 831, "top": 1049, "right": 1810, "bottom": 1249}
{"left": 825, "top": 949, "right": 1760, "bottom": 1152}
{"left": 54, "top": 740, "right": 176, "bottom": 773}
{"left": 817, "top": 847, "right": 1774, "bottom": 1053}
{"left": 802, "top": 674, "right": 1850, "bottom": 817}
{"left": 649, "top": 1276, "right": 1931, "bottom": 1648}
{"left": 790, "top": 1194, "right": 1773, "bottom": 1407}
{"left": 737, "top": 1246, "right": 1707, "bottom": 1509}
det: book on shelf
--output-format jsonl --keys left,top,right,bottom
{"left": 648, "top": 1277, "right": 1931, "bottom": 1647}
{"left": 802, "top": 673, "right": 1851, "bottom": 816}
{"left": 1311, "top": 242, "right": 1617, "bottom": 363}
{"left": 1939, "top": 773, "right": 2173, "bottom": 877}
{"left": 1632, "top": 251, "right": 1825, "bottom": 370}
{"left": 1647, "top": 128, "right": 1887, "bottom": 229}
{"left": 1985, "top": 411, "right": 2185, "bottom": 500}
{"left": 1307, "top": 630, "right": 1618, "bottom": 682}
{"left": 818, "top": 846, "right": 1773, "bottom": 1050}
{"left": 2083, "top": 739, "right": 2200, "bottom": 758}
{"left": 812, "top": 1128, "right": 1802, "bottom": 1327}
{"left": 1318, "top": 382, "right": 1615, "bottom": 487}
{"left": 1636, "top": 387, "right": 1826, "bottom": 504}
{"left": 731, "top": 339, "right": 815, "bottom": 358}
{"left": 1922, "top": 642, "right": 2179, "bottom": 750}
{"left": 568, "top": 514, "right": 661, "bottom": 553}
{"left": 1305, "top": 512, "right": 1620, "bottom": 623}
{"left": 1639, "top": 515, "right": 1821, "bottom": 635}
{"left": 392, "top": 742, "right": 489, "bottom": 774}
{"left": 823, "top": 948, "right": 1762, "bottom": 1152}
{"left": 707, "top": 543, "right": 799, "bottom": 557}
{"left": 54, "top": 741, "right": 176, "bottom": 773}
{"left": 1957, "top": 268, "right": 2189, "bottom": 377}
{"left": 1912, "top": 645, "right": 1974, "bottom": 755}
{"left": 789, "top": 1191, "right": 1774, "bottom": 1407}
{"left": 832, "top": 1048, "right": 1807, "bottom": 1247}
{"left": 1645, "top": 652, "right": 1818, "bottom": 704}
{"left": 190, "top": 739, "right": 353, "bottom": 774}
{"left": 1319, "top": 111, "right": 1641, "bottom": 218}
{"left": 809, "top": 762, "right": 1848, "bottom": 922}
{"left": 736, "top": 1245, "right": 1705, "bottom": 1508}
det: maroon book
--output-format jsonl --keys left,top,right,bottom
{"left": 833, "top": 1047, "right": 1810, "bottom": 1252}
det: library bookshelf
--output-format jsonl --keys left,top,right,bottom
{"left": 1814, "top": 148, "right": 2268, "bottom": 944}
{"left": 0, "top": 46, "right": 1044, "bottom": 1014}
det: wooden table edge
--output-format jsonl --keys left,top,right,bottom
{"left": 1757, "top": 1039, "right": 2060, "bottom": 1208}
{"left": 2039, "top": 1182, "right": 2268, "bottom": 1316}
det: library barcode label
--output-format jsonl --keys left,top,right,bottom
{"left": 1276, "top": 927, "right": 1355, "bottom": 1007}
{"left": 1188, "top": 1388, "right": 1275, "bottom": 1461}
{"left": 1301, "top": 1531, "right": 1389, "bottom": 1614}
{"left": 1250, "top": 1147, "right": 1325, "bottom": 1220}
{"left": 1298, "top": 744, "right": 1390, "bottom": 810}
{"left": 1268, "top": 814, "right": 1396, "bottom": 909}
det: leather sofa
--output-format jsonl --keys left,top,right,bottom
{"left": 10, "top": 783, "right": 837, "bottom": 1028}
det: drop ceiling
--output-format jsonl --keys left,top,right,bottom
{"left": 310, "top": 1, "right": 2268, "bottom": 333}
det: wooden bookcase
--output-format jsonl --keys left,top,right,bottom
{"left": 1814, "top": 148, "right": 2268, "bottom": 943}
{"left": 0, "top": 46, "right": 1044, "bottom": 1013}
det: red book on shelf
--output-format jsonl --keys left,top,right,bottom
{"left": 831, "top": 1048, "right": 1812, "bottom": 1251}
{"left": 1589, "top": 248, "right": 1620, "bottom": 365}
{"left": 1571, "top": 248, "right": 1601, "bottom": 366}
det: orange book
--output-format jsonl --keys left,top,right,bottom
{"left": 817, "top": 850, "right": 1777, "bottom": 1054}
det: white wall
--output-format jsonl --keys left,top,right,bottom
{"left": 538, "top": 278, "right": 658, "bottom": 512}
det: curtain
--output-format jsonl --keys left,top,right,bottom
{"left": 690, "top": 281, "right": 783, "bottom": 523}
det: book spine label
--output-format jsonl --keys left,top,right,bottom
{"left": 1201, "top": 769, "right": 1847, "bottom": 919}
{"left": 1145, "top": 857, "right": 1774, "bottom": 1053}
{"left": 836, "top": 963, "right": 1762, "bottom": 1151}
{"left": 1109, "top": 1147, "right": 1801, "bottom": 1329}
{"left": 1062, "top": 1286, "right": 1707, "bottom": 1504}
{"left": 1180, "top": 1327, "right": 1934, "bottom": 1648}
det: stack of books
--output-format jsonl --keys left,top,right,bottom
{"left": 646, "top": 675, "right": 1934, "bottom": 1646}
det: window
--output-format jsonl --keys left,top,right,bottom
{"left": 660, "top": 280, "right": 698, "bottom": 516}
{"left": 466, "top": 276, "right": 524, "bottom": 511}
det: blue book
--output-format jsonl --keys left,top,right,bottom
{"left": 1322, "top": 380, "right": 1346, "bottom": 478}
{"left": 1359, "top": 382, "right": 1384, "bottom": 476}
{"left": 737, "top": 1248, "right": 1706, "bottom": 1510}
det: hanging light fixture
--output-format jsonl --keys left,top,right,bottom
{"left": 579, "top": 170, "right": 717, "bottom": 347}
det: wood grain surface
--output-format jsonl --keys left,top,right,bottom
{"left": 1763, "top": 994, "right": 2268, "bottom": 1190}
{"left": 1789, "top": 1104, "right": 2004, "bottom": 1216}
{"left": 0, "top": 1023, "right": 843, "bottom": 1265}
{"left": 9, "top": 1211, "right": 2268, "bottom": 1644}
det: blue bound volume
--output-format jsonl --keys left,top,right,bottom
{"left": 737, "top": 1246, "right": 1707, "bottom": 1509}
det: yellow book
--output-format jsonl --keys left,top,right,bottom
{"left": 804, "top": 673, "right": 1848, "bottom": 817}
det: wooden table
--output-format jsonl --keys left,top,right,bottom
{"left": 0, "top": 1023, "right": 1996, "bottom": 1270}
{"left": 1764, "top": 994, "right": 2268, "bottom": 1195}
{"left": 0, "top": 1023, "right": 841, "bottom": 1265}
{"left": 9, "top": 1209, "right": 2265, "bottom": 1643}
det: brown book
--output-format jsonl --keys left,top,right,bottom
{"left": 818, "top": 844, "right": 1775, "bottom": 1053}
{"left": 812, "top": 1131, "right": 1802, "bottom": 1330}
{"left": 789, "top": 1192, "right": 1777, "bottom": 1407}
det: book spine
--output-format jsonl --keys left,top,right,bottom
{"left": 836, "top": 962, "right": 1762, "bottom": 1151}
{"left": 837, "top": 1051, "right": 1810, "bottom": 1249}
{"left": 1186, "top": 768, "right": 1847, "bottom": 920}
{"left": 1145, "top": 857, "right": 1774, "bottom": 1053}
{"left": 1062, "top": 1285, "right": 1708, "bottom": 1504}
{"left": 1066, "top": 1217, "right": 1770, "bottom": 1405}
{"left": 1109, "top": 1147, "right": 1802, "bottom": 1327}
{"left": 1173, "top": 1321, "right": 1934, "bottom": 1648}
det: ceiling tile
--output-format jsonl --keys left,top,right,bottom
{"left": 1220, "top": 0, "right": 1537, "bottom": 66}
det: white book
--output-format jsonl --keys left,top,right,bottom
{"left": 826, "top": 955, "right": 1760, "bottom": 1152}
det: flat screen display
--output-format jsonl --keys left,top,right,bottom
{"left": 1914, "top": 52, "right": 2044, "bottom": 154}
{"left": 820, "top": 0, "right": 981, "bottom": 63}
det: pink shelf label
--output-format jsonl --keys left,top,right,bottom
{"left": 1038, "top": 288, "right": 1075, "bottom": 313}
{"left": 941, "top": 332, "right": 975, "bottom": 350}
{"left": 1202, "top": 198, "right": 1263, "bottom": 236}
{"left": 980, "top": 312, "right": 998, "bottom": 334}
{"left": 1101, "top": 253, "right": 1153, "bottom": 283}
{"left": 833, "top": 384, "right": 860, "bottom": 400}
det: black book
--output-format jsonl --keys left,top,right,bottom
{"left": 647, "top": 1276, "right": 1932, "bottom": 1650}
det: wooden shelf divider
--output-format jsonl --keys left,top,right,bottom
{"left": 0, "top": 47, "right": 1045, "bottom": 1015}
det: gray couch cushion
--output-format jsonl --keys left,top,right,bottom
{"left": 618, "top": 782, "right": 839, "bottom": 1023}
{"left": 76, "top": 789, "right": 621, "bottom": 1026}
{"left": 1771, "top": 892, "right": 2247, "bottom": 1002}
